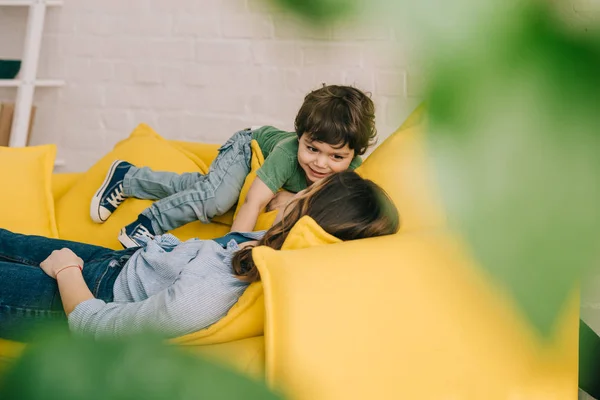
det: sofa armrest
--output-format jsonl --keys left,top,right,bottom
{"left": 253, "top": 232, "right": 578, "bottom": 400}
{"left": 52, "top": 173, "right": 82, "bottom": 203}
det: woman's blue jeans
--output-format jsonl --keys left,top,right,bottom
{"left": 0, "top": 229, "right": 137, "bottom": 341}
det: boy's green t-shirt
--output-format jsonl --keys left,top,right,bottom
{"left": 251, "top": 126, "right": 362, "bottom": 194}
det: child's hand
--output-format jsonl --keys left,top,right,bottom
{"left": 40, "top": 248, "right": 84, "bottom": 279}
{"left": 267, "top": 190, "right": 296, "bottom": 212}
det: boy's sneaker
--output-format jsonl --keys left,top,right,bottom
{"left": 118, "top": 215, "right": 156, "bottom": 248}
{"left": 90, "top": 160, "right": 133, "bottom": 223}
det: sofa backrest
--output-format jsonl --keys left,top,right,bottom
{"left": 357, "top": 105, "right": 447, "bottom": 233}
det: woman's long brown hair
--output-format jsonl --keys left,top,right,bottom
{"left": 232, "top": 171, "right": 400, "bottom": 282}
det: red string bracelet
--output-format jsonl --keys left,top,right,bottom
{"left": 55, "top": 264, "right": 83, "bottom": 278}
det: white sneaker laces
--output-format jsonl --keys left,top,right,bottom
{"left": 133, "top": 225, "right": 154, "bottom": 239}
{"left": 106, "top": 183, "right": 125, "bottom": 208}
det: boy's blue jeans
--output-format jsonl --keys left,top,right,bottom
{"left": 0, "top": 229, "right": 136, "bottom": 341}
{"left": 122, "top": 129, "right": 253, "bottom": 234}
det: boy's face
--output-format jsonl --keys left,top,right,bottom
{"left": 298, "top": 134, "right": 354, "bottom": 184}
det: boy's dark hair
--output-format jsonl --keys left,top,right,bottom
{"left": 294, "top": 84, "right": 376, "bottom": 156}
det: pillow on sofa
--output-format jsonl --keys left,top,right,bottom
{"left": 357, "top": 119, "right": 446, "bottom": 233}
{"left": 0, "top": 145, "right": 58, "bottom": 238}
{"left": 253, "top": 230, "right": 580, "bottom": 399}
{"left": 170, "top": 215, "right": 338, "bottom": 346}
{"left": 55, "top": 124, "right": 229, "bottom": 249}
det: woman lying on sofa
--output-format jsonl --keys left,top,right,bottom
{"left": 0, "top": 171, "right": 399, "bottom": 341}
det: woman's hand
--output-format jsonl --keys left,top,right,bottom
{"left": 40, "top": 248, "right": 84, "bottom": 279}
{"left": 40, "top": 248, "right": 92, "bottom": 316}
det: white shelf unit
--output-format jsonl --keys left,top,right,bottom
{"left": 0, "top": 79, "right": 64, "bottom": 87}
{"left": 0, "top": 0, "right": 64, "bottom": 162}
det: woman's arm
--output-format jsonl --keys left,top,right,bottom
{"left": 39, "top": 248, "right": 94, "bottom": 315}
{"left": 40, "top": 248, "right": 244, "bottom": 339}
{"left": 67, "top": 271, "right": 243, "bottom": 339}
{"left": 230, "top": 178, "right": 274, "bottom": 232}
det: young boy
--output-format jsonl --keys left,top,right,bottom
{"left": 91, "top": 84, "right": 377, "bottom": 248}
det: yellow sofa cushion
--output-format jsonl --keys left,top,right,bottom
{"left": 190, "top": 336, "right": 266, "bottom": 380}
{"left": 357, "top": 123, "right": 446, "bottom": 233}
{"left": 280, "top": 216, "right": 341, "bottom": 250}
{"left": 52, "top": 173, "right": 81, "bottom": 203}
{"left": 54, "top": 124, "right": 229, "bottom": 249}
{"left": 254, "top": 232, "right": 579, "bottom": 400}
{"left": 0, "top": 145, "right": 58, "bottom": 238}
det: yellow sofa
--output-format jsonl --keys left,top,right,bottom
{"left": 0, "top": 106, "right": 579, "bottom": 399}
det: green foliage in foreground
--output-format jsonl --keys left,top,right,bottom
{"left": 269, "top": 0, "right": 357, "bottom": 21}
{"left": 426, "top": 3, "right": 600, "bottom": 336}
{"left": 0, "top": 330, "right": 282, "bottom": 400}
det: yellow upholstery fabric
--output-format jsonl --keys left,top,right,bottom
{"left": 356, "top": 124, "right": 446, "bottom": 233}
{"left": 254, "top": 232, "right": 579, "bottom": 400}
{"left": 190, "top": 336, "right": 266, "bottom": 380}
{"left": 170, "top": 140, "right": 220, "bottom": 169}
{"left": 0, "top": 145, "right": 58, "bottom": 238}
{"left": 280, "top": 216, "right": 341, "bottom": 250}
{"left": 52, "top": 173, "right": 81, "bottom": 203}
{"left": 0, "top": 339, "right": 25, "bottom": 376}
{"left": 54, "top": 124, "right": 228, "bottom": 249}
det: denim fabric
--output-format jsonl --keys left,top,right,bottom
{"left": 211, "top": 232, "right": 256, "bottom": 248}
{"left": 121, "top": 129, "right": 253, "bottom": 234}
{"left": 0, "top": 229, "right": 136, "bottom": 341}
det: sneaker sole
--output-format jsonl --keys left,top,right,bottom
{"left": 118, "top": 230, "right": 141, "bottom": 248}
{"left": 90, "top": 160, "right": 122, "bottom": 223}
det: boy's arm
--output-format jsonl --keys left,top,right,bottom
{"left": 230, "top": 177, "right": 275, "bottom": 232}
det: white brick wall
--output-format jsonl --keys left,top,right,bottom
{"left": 0, "top": 2, "right": 595, "bottom": 165}
{"left": 0, "top": 0, "right": 424, "bottom": 172}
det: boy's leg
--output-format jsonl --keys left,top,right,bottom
{"left": 0, "top": 228, "right": 120, "bottom": 267}
{"left": 122, "top": 129, "right": 254, "bottom": 200}
{"left": 91, "top": 160, "right": 134, "bottom": 223}
{"left": 128, "top": 130, "right": 253, "bottom": 235}
{"left": 91, "top": 163, "right": 208, "bottom": 224}
{"left": 123, "top": 169, "right": 206, "bottom": 200}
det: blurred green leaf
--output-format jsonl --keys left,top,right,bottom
{"left": 269, "top": 0, "right": 357, "bottom": 22}
{"left": 0, "top": 329, "right": 282, "bottom": 400}
{"left": 426, "top": 3, "right": 600, "bottom": 335}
